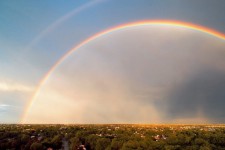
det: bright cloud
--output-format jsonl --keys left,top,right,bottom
{"left": 0, "top": 80, "right": 34, "bottom": 92}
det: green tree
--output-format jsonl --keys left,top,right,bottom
{"left": 111, "top": 138, "right": 124, "bottom": 150}
{"left": 30, "top": 142, "right": 43, "bottom": 150}
{"left": 70, "top": 137, "right": 81, "bottom": 150}
{"left": 51, "top": 135, "right": 62, "bottom": 149}
{"left": 85, "top": 134, "right": 99, "bottom": 149}
{"left": 20, "top": 134, "right": 30, "bottom": 144}
{"left": 121, "top": 140, "right": 144, "bottom": 150}
{"left": 96, "top": 138, "right": 111, "bottom": 150}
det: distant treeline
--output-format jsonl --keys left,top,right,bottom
{"left": 0, "top": 124, "right": 225, "bottom": 150}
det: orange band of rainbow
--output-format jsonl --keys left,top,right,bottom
{"left": 21, "top": 20, "right": 225, "bottom": 123}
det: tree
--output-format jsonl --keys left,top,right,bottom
{"left": 85, "top": 134, "right": 99, "bottom": 149}
{"left": 111, "top": 138, "right": 124, "bottom": 150}
{"left": 20, "top": 134, "right": 30, "bottom": 144}
{"left": 70, "top": 137, "right": 81, "bottom": 150}
{"left": 30, "top": 142, "right": 43, "bottom": 150}
{"left": 51, "top": 135, "right": 62, "bottom": 149}
{"left": 121, "top": 140, "right": 143, "bottom": 150}
{"left": 96, "top": 138, "right": 111, "bottom": 150}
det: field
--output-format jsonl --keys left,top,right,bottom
{"left": 0, "top": 124, "right": 225, "bottom": 150}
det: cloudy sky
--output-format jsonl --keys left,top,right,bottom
{"left": 1, "top": 0, "right": 225, "bottom": 123}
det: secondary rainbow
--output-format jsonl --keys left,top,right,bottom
{"left": 21, "top": 20, "right": 225, "bottom": 123}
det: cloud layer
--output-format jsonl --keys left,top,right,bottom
{"left": 0, "top": 80, "right": 33, "bottom": 92}
{"left": 0, "top": 78, "right": 34, "bottom": 123}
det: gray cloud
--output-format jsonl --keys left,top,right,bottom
{"left": 167, "top": 68, "right": 225, "bottom": 122}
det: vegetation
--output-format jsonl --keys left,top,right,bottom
{"left": 0, "top": 124, "right": 225, "bottom": 150}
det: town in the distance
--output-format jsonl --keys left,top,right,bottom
{"left": 0, "top": 124, "right": 225, "bottom": 150}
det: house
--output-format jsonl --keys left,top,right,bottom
{"left": 78, "top": 144, "right": 86, "bottom": 150}
{"left": 153, "top": 134, "right": 167, "bottom": 141}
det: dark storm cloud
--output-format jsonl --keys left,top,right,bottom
{"left": 167, "top": 68, "right": 225, "bottom": 122}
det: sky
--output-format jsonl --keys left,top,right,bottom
{"left": 0, "top": 0, "right": 225, "bottom": 123}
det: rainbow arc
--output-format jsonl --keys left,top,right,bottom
{"left": 21, "top": 20, "right": 225, "bottom": 123}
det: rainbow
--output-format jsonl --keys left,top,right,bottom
{"left": 21, "top": 20, "right": 225, "bottom": 123}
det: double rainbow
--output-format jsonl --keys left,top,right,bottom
{"left": 21, "top": 20, "right": 225, "bottom": 123}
